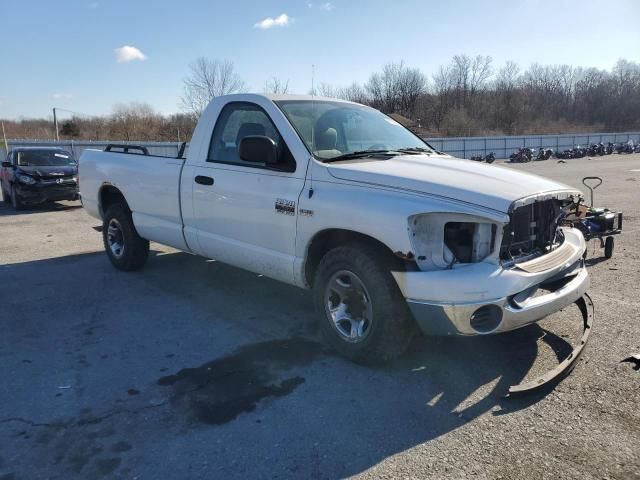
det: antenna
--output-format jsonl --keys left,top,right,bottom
{"left": 53, "top": 108, "right": 60, "bottom": 141}
{"left": 309, "top": 64, "right": 316, "bottom": 199}
{"left": 1, "top": 121, "right": 8, "bottom": 154}
{"left": 311, "top": 64, "right": 315, "bottom": 97}
{"left": 310, "top": 64, "right": 316, "bottom": 158}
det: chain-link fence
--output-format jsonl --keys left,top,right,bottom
{"left": 3, "top": 132, "right": 640, "bottom": 160}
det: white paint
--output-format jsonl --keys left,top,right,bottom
{"left": 79, "top": 93, "right": 589, "bottom": 336}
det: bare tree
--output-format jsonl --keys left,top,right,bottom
{"left": 447, "top": 54, "right": 493, "bottom": 114}
{"left": 308, "top": 82, "right": 368, "bottom": 103}
{"left": 311, "top": 82, "right": 340, "bottom": 97}
{"left": 264, "top": 77, "right": 289, "bottom": 94}
{"left": 338, "top": 82, "right": 369, "bottom": 104}
{"left": 431, "top": 65, "right": 454, "bottom": 129}
{"left": 365, "top": 61, "right": 426, "bottom": 114}
{"left": 180, "top": 58, "right": 247, "bottom": 118}
{"left": 109, "top": 102, "right": 160, "bottom": 141}
{"left": 493, "top": 61, "right": 522, "bottom": 133}
{"left": 5, "top": 57, "right": 640, "bottom": 140}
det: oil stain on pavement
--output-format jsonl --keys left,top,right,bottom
{"left": 157, "top": 338, "right": 327, "bottom": 425}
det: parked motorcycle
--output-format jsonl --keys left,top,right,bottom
{"left": 535, "top": 147, "right": 553, "bottom": 160}
{"left": 471, "top": 152, "right": 496, "bottom": 163}
{"left": 573, "top": 145, "right": 587, "bottom": 158}
{"left": 615, "top": 141, "right": 635, "bottom": 154}
{"left": 555, "top": 149, "right": 574, "bottom": 159}
{"left": 510, "top": 148, "right": 532, "bottom": 163}
{"left": 587, "top": 143, "right": 605, "bottom": 156}
{"left": 605, "top": 142, "right": 615, "bottom": 155}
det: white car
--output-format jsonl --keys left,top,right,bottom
{"left": 80, "top": 94, "right": 590, "bottom": 370}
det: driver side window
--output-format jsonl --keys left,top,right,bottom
{"left": 207, "top": 102, "right": 295, "bottom": 171}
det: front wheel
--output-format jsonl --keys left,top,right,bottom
{"left": 312, "top": 243, "right": 415, "bottom": 365}
{"left": 102, "top": 204, "right": 149, "bottom": 271}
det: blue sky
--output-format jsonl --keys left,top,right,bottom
{"left": 1, "top": 0, "right": 639, "bottom": 120}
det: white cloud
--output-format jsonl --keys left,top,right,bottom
{"left": 88, "top": 2, "right": 99, "bottom": 8}
{"left": 254, "top": 13, "right": 292, "bottom": 29}
{"left": 52, "top": 93, "right": 73, "bottom": 100}
{"left": 114, "top": 45, "right": 146, "bottom": 63}
{"left": 320, "top": 2, "right": 335, "bottom": 11}
{"left": 306, "top": 2, "right": 313, "bottom": 7}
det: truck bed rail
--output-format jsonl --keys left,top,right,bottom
{"left": 104, "top": 143, "right": 187, "bottom": 159}
{"left": 104, "top": 144, "right": 149, "bottom": 155}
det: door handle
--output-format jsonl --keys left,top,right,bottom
{"left": 195, "top": 175, "right": 214, "bottom": 186}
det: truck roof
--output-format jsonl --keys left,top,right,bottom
{"left": 219, "top": 93, "right": 358, "bottom": 104}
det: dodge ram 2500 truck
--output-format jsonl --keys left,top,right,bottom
{"left": 80, "top": 94, "right": 591, "bottom": 371}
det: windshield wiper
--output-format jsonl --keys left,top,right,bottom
{"left": 322, "top": 149, "right": 400, "bottom": 163}
{"left": 396, "top": 147, "right": 432, "bottom": 154}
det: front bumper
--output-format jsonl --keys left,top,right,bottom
{"left": 394, "top": 227, "right": 589, "bottom": 336}
{"left": 15, "top": 182, "right": 79, "bottom": 204}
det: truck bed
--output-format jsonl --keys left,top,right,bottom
{"left": 79, "top": 148, "right": 189, "bottom": 251}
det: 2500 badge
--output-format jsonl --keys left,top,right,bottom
{"left": 275, "top": 198, "right": 295, "bottom": 215}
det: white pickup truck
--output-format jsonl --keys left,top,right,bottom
{"left": 80, "top": 94, "right": 590, "bottom": 366}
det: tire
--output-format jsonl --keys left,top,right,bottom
{"left": 10, "top": 186, "right": 24, "bottom": 211}
{"left": 102, "top": 204, "right": 149, "bottom": 271}
{"left": 312, "top": 242, "right": 415, "bottom": 365}
{"left": 604, "top": 236, "right": 614, "bottom": 259}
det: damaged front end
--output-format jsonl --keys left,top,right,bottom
{"left": 394, "top": 191, "right": 592, "bottom": 395}
{"left": 500, "top": 193, "right": 580, "bottom": 267}
{"left": 506, "top": 292, "right": 593, "bottom": 396}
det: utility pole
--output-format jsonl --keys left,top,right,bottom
{"left": 1, "top": 121, "right": 8, "bottom": 155}
{"left": 53, "top": 107, "right": 60, "bottom": 141}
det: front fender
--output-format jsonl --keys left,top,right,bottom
{"left": 293, "top": 174, "right": 508, "bottom": 287}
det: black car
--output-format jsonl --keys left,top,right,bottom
{"left": 1, "top": 147, "right": 79, "bottom": 210}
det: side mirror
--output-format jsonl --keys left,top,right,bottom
{"left": 1, "top": 161, "right": 12, "bottom": 168}
{"left": 239, "top": 136, "right": 278, "bottom": 165}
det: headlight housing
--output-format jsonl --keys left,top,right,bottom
{"left": 16, "top": 173, "right": 36, "bottom": 185}
{"left": 408, "top": 213, "right": 504, "bottom": 271}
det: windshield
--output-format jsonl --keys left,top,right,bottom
{"left": 16, "top": 150, "right": 76, "bottom": 167}
{"left": 275, "top": 100, "right": 432, "bottom": 160}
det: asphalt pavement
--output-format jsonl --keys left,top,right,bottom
{"left": 1, "top": 154, "right": 639, "bottom": 479}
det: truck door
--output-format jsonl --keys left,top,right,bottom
{"left": 187, "top": 101, "right": 305, "bottom": 285}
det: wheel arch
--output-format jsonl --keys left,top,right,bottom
{"left": 303, "top": 228, "right": 413, "bottom": 287}
{"left": 98, "top": 184, "right": 130, "bottom": 219}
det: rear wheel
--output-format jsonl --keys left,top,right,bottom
{"left": 102, "top": 204, "right": 149, "bottom": 271}
{"left": 312, "top": 243, "right": 415, "bottom": 365}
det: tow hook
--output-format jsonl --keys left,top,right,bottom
{"left": 506, "top": 293, "right": 594, "bottom": 397}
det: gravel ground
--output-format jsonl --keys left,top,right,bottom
{"left": 0, "top": 154, "right": 639, "bottom": 479}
